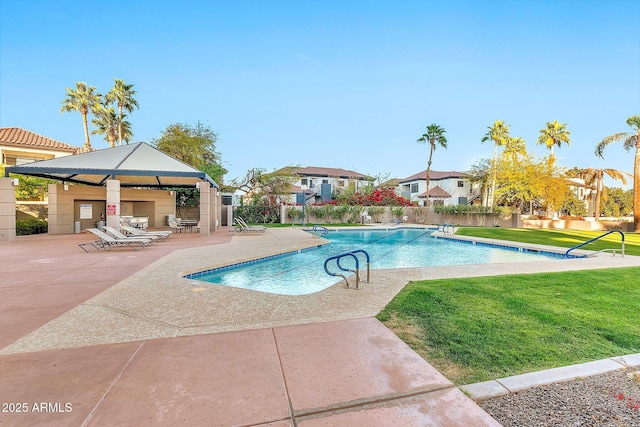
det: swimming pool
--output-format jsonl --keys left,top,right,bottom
{"left": 186, "top": 228, "right": 567, "bottom": 295}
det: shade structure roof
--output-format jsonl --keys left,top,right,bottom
{"left": 4, "top": 142, "right": 219, "bottom": 189}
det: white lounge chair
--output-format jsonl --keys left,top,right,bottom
{"left": 234, "top": 217, "right": 267, "bottom": 233}
{"left": 79, "top": 228, "right": 152, "bottom": 252}
{"left": 120, "top": 225, "right": 171, "bottom": 240}
{"left": 103, "top": 225, "right": 159, "bottom": 242}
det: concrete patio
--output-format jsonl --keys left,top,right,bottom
{"left": 2, "top": 226, "right": 639, "bottom": 425}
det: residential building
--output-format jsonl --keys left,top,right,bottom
{"left": 273, "top": 166, "right": 374, "bottom": 204}
{"left": 398, "top": 170, "right": 478, "bottom": 206}
{"left": 0, "top": 127, "right": 79, "bottom": 165}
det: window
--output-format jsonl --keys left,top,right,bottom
{"left": 457, "top": 180, "right": 464, "bottom": 188}
{"left": 338, "top": 180, "right": 345, "bottom": 187}
{"left": 410, "top": 183, "right": 419, "bottom": 193}
{"left": 301, "top": 178, "right": 308, "bottom": 186}
{"left": 3, "top": 155, "right": 45, "bottom": 166}
{"left": 322, "top": 179, "right": 329, "bottom": 184}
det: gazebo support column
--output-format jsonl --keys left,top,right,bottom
{"left": 0, "top": 177, "right": 17, "bottom": 242}
{"left": 199, "top": 183, "right": 210, "bottom": 236}
{"left": 106, "top": 179, "right": 121, "bottom": 229}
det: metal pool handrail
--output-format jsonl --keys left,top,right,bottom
{"left": 565, "top": 230, "right": 625, "bottom": 257}
{"left": 324, "top": 249, "right": 370, "bottom": 289}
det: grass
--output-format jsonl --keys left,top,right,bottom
{"left": 377, "top": 267, "right": 640, "bottom": 385}
{"left": 377, "top": 227, "right": 640, "bottom": 385}
{"left": 455, "top": 227, "right": 640, "bottom": 256}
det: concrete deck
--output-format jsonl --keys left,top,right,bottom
{"left": 1, "top": 226, "right": 639, "bottom": 425}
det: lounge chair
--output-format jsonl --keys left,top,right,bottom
{"left": 382, "top": 217, "right": 401, "bottom": 226}
{"left": 234, "top": 217, "right": 267, "bottom": 233}
{"left": 103, "top": 225, "right": 159, "bottom": 242}
{"left": 120, "top": 225, "right": 171, "bottom": 240}
{"left": 79, "top": 228, "right": 152, "bottom": 252}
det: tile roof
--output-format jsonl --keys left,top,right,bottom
{"left": 399, "top": 170, "right": 468, "bottom": 183}
{"left": 418, "top": 185, "right": 451, "bottom": 199}
{"left": 274, "top": 166, "right": 373, "bottom": 180}
{"left": 0, "top": 127, "right": 79, "bottom": 152}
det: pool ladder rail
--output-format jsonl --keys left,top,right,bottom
{"left": 565, "top": 230, "right": 625, "bottom": 257}
{"left": 324, "top": 249, "right": 370, "bottom": 290}
{"left": 307, "top": 225, "right": 329, "bottom": 238}
{"left": 437, "top": 223, "right": 455, "bottom": 235}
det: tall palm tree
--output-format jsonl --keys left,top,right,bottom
{"left": 106, "top": 78, "right": 139, "bottom": 145}
{"left": 595, "top": 115, "right": 640, "bottom": 231}
{"left": 60, "top": 82, "right": 102, "bottom": 150}
{"left": 91, "top": 106, "right": 132, "bottom": 148}
{"left": 417, "top": 124, "right": 447, "bottom": 206}
{"left": 481, "top": 120, "right": 511, "bottom": 206}
{"left": 580, "top": 168, "right": 631, "bottom": 220}
{"left": 502, "top": 136, "right": 527, "bottom": 164}
{"left": 537, "top": 120, "right": 571, "bottom": 159}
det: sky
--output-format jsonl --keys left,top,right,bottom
{"left": 1, "top": 0, "right": 639, "bottom": 187}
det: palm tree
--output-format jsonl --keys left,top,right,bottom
{"left": 502, "top": 136, "right": 527, "bottom": 164}
{"left": 595, "top": 115, "right": 640, "bottom": 231}
{"left": 537, "top": 120, "right": 571, "bottom": 159}
{"left": 580, "top": 168, "right": 631, "bottom": 220}
{"left": 481, "top": 120, "right": 511, "bottom": 206}
{"left": 106, "top": 78, "right": 139, "bottom": 145}
{"left": 91, "top": 106, "right": 132, "bottom": 148}
{"left": 417, "top": 124, "right": 447, "bottom": 206}
{"left": 60, "top": 82, "right": 102, "bottom": 150}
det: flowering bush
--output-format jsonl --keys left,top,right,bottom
{"left": 327, "top": 187, "right": 414, "bottom": 206}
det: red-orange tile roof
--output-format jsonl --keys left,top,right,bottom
{"left": 0, "top": 127, "right": 79, "bottom": 152}
{"left": 399, "top": 170, "right": 468, "bottom": 183}
{"left": 418, "top": 185, "right": 452, "bottom": 198}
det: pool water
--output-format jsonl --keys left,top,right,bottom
{"left": 189, "top": 228, "right": 561, "bottom": 295}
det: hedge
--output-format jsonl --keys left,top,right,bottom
{"left": 16, "top": 218, "right": 48, "bottom": 236}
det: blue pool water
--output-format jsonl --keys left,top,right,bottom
{"left": 188, "top": 228, "right": 563, "bottom": 295}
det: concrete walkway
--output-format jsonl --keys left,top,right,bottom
{"left": 2, "top": 226, "right": 639, "bottom": 425}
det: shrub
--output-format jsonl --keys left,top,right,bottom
{"left": 16, "top": 218, "right": 48, "bottom": 236}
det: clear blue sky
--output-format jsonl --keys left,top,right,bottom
{"left": 1, "top": 0, "right": 638, "bottom": 186}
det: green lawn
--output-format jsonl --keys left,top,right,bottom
{"left": 377, "top": 268, "right": 640, "bottom": 385}
{"left": 456, "top": 227, "right": 640, "bottom": 256}
{"left": 377, "top": 227, "right": 640, "bottom": 385}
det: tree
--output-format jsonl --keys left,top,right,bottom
{"left": 105, "top": 78, "right": 139, "bottom": 145}
{"left": 559, "top": 190, "right": 587, "bottom": 217}
{"left": 230, "top": 168, "right": 295, "bottom": 206}
{"left": 537, "top": 120, "right": 571, "bottom": 159}
{"left": 579, "top": 168, "right": 630, "bottom": 220}
{"left": 602, "top": 187, "right": 633, "bottom": 217}
{"left": 467, "top": 158, "right": 492, "bottom": 207}
{"left": 481, "top": 120, "right": 511, "bottom": 206}
{"left": 595, "top": 115, "right": 640, "bottom": 231}
{"left": 153, "top": 122, "right": 227, "bottom": 184}
{"left": 537, "top": 120, "right": 571, "bottom": 215}
{"left": 417, "top": 124, "right": 447, "bottom": 206}
{"left": 91, "top": 106, "right": 132, "bottom": 148}
{"left": 60, "top": 82, "right": 102, "bottom": 150}
{"left": 493, "top": 146, "right": 544, "bottom": 212}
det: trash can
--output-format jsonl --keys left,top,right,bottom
{"left": 96, "top": 221, "right": 105, "bottom": 230}
{"left": 74, "top": 221, "right": 81, "bottom": 234}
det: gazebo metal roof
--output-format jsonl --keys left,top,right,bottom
{"left": 4, "top": 142, "right": 219, "bottom": 189}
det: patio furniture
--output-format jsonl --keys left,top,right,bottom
{"left": 234, "top": 217, "right": 266, "bottom": 233}
{"left": 120, "top": 225, "right": 171, "bottom": 240}
{"left": 178, "top": 219, "right": 199, "bottom": 233}
{"left": 168, "top": 217, "right": 186, "bottom": 233}
{"left": 103, "top": 225, "right": 159, "bottom": 242}
{"left": 79, "top": 228, "right": 152, "bottom": 252}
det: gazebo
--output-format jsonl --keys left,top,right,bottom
{"left": 1, "top": 142, "right": 221, "bottom": 241}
